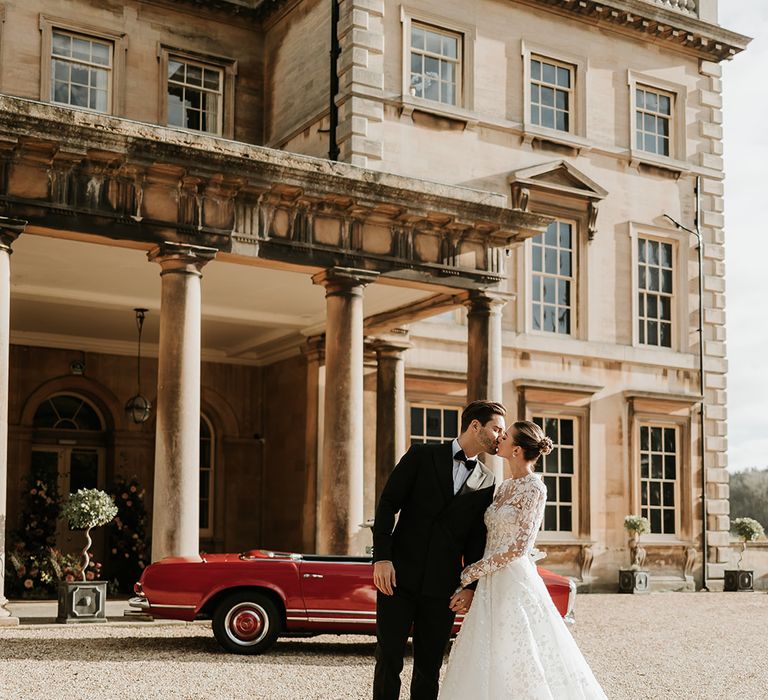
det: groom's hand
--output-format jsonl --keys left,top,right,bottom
{"left": 449, "top": 589, "right": 474, "bottom": 613}
{"left": 373, "top": 561, "right": 397, "bottom": 596}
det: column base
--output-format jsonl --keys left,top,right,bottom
{"left": 0, "top": 598, "right": 19, "bottom": 626}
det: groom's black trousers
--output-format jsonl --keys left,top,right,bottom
{"left": 373, "top": 586, "right": 456, "bottom": 700}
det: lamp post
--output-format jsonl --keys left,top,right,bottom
{"left": 664, "top": 174, "right": 709, "bottom": 592}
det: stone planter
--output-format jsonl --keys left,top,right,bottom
{"left": 57, "top": 580, "right": 108, "bottom": 623}
{"left": 618, "top": 569, "right": 650, "bottom": 594}
{"left": 723, "top": 569, "right": 754, "bottom": 592}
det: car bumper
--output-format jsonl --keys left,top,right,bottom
{"left": 564, "top": 578, "right": 577, "bottom": 625}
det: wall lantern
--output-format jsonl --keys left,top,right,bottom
{"left": 125, "top": 308, "right": 152, "bottom": 424}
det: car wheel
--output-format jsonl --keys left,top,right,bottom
{"left": 212, "top": 591, "right": 281, "bottom": 654}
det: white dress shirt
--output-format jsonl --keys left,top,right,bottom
{"left": 451, "top": 438, "right": 481, "bottom": 495}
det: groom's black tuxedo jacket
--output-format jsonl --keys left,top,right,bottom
{"left": 372, "top": 442, "right": 495, "bottom": 599}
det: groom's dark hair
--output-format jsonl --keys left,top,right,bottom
{"left": 460, "top": 400, "right": 506, "bottom": 432}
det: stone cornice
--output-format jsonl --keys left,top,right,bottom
{"left": 519, "top": 0, "right": 750, "bottom": 61}
{"left": 0, "top": 96, "right": 550, "bottom": 289}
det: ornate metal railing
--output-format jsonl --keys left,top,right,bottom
{"left": 645, "top": 0, "right": 698, "bottom": 15}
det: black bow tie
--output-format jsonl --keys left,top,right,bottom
{"left": 454, "top": 450, "right": 477, "bottom": 470}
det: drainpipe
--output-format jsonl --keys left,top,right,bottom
{"left": 664, "top": 175, "right": 708, "bottom": 591}
{"left": 328, "top": 0, "right": 340, "bottom": 161}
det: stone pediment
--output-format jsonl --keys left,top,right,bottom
{"left": 508, "top": 161, "right": 608, "bottom": 201}
{"left": 508, "top": 161, "right": 607, "bottom": 240}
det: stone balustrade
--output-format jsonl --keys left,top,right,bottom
{"left": 645, "top": 0, "right": 698, "bottom": 16}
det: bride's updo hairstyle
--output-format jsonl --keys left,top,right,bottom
{"left": 512, "top": 421, "right": 554, "bottom": 464}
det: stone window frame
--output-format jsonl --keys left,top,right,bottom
{"left": 157, "top": 43, "right": 237, "bottom": 140}
{"left": 39, "top": 14, "right": 128, "bottom": 116}
{"left": 200, "top": 413, "right": 215, "bottom": 538}
{"left": 531, "top": 412, "right": 580, "bottom": 536}
{"left": 521, "top": 41, "right": 589, "bottom": 151}
{"left": 518, "top": 208, "right": 588, "bottom": 342}
{"left": 529, "top": 218, "right": 577, "bottom": 337}
{"left": 519, "top": 385, "right": 593, "bottom": 544}
{"left": 628, "top": 222, "right": 690, "bottom": 353}
{"left": 627, "top": 394, "right": 694, "bottom": 545}
{"left": 408, "top": 402, "right": 461, "bottom": 445}
{"left": 627, "top": 70, "right": 689, "bottom": 173}
{"left": 399, "top": 5, "right": 477, "bottom": 124}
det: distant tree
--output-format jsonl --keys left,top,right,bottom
{"left": 729, "top": 468, "right": 768, "bottom": 532}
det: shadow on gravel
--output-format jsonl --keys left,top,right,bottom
{"left": 0, "top": 635, "right": 384, "bottom": 665}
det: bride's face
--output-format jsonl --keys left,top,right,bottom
{"left": 497, "top": 429, "right": 517, "bottom": 459}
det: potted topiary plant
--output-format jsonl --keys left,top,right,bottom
{"left": 724, "top": 517, "right": 765, "bottom": 592}
{"left": 618, "top": 515, "right": 651, "bottom": 594}
{"left": 56, "top": 488, "right": 118, "bottom": 623}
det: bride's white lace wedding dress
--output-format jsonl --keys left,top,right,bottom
{"left": 439, "top": 473, "right": 607, "bottom": 700}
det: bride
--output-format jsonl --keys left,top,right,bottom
{"left": 438, "top": 420, "right": 607, "bottom": 700}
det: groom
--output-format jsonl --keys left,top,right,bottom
{"left": 371, "top": 400, "right": 506, "bottom": 700}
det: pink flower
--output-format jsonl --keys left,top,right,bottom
{"left": 29, "top": 568, "right": 38, "bottom": 577}
{"left": 121, "top": 493, "right": 128, "bottom": 500}
{"left": 126, "top": 501, "right": 133, "bottom": 507}
{"left": 111, "top": 548, "right": 117, "bottom": 554}
{"left": 30, "top": 488, "right": 37, "bottom": 495}
{"left": 65, "top": 574, "right": 74, "bottom": 582}
{"left": 130, "top": 485, "right": 137, "bottom": 493}
{"left": 85, "top": 571, "right": 95, "bottom": 581}
{"left": 18, "top": 566, "right": 26, "bottom": 576}
{"left": 23, "top": 579, "right": 33, "bottom": 589}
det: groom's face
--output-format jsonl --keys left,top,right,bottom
{"left": 475, "top": 415, "right": 506, "bottom": 454}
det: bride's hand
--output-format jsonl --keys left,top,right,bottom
{"left": 449, "top": 589, "right": 474, "bottom": 613}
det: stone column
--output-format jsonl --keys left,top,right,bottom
{"left": 148, "top": 242, "right": 216, "bottom": 561}
{"left": 372, "top": 332, "right": 411, "bottom": 504}
{"left": 313, "top": 267, "right": 378, "bottom": 554}
{"left": 464, "top": 291, "right": 506, "bottom": 481}
{"left": 0, "top": 217, "right": 25, "bottom": 626}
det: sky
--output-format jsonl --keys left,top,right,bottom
{"left": 719, "top": 2, "right": 768, "bottom": 471}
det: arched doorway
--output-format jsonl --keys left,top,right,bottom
{"left": 30, "top": 393, "right": 108, "bottom": 557}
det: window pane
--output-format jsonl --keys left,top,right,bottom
{"left": 560, "top": 506, "right": 572, "bottom": 532}
{"left": 72, "top": 37, "right": 90, "bottom": 62}
{"left": 650, "top": 481, "right": 661, "bottom": 506}
{"left": 560, "top": 419, "right": 574, "bottom": 445}
{"left": 444, "top": 410, "right": 458, "bottom": 437}
{"left": 442, "top": 35, "right": 458, "bottom": 59}
{"left": 187, "top": 64, "right": 202, "bottom": 86}
{"left": 410, "top": 407, "right": 423, "bottom": 436}
{"left": 544, "top": 505, "right": 557, "bottom": 531}
{"left": 91, "top": 42, "right": 110, "bottom": 66}
{"left": 411, "top": 27, "right": 425, "bottom": 50}
{"left": 559, "top": 476, "right": 572, "bottom": 502}
{"left": 543, "top": 277, "right": 556, "bottom": 303}
{"left": 652, "top": 454, "right": 663, "bottom": 479}
{"left": 556, "top": 66, "right": 570, "bottom": 88}
{"left": 542, "top": 62, "right": 556, "bottom": 84}
{"left": 544, "top": 222, "right": 558, "bottom": 246}
{"left": 544, "top": 248, "right": 557, "bottom": 275}
{"left": 541, "top": 86, "right": 555, "bottom": 107}
{"left": 641, "top": 454, "right": 649, "bottom": 478}
{"left": 542, "top": 305, "right": 555, "bottom": 332}
{"left": 52, "top": 32, "right": 72, "bottom": 57}
{"left": 650, "top": 509, "right": 661, "bottom": 533}
{"left": 560, "top": 448, "right": 573, "bottom": 474}
{"left": 663, "top": 509, "right": 675, "bottom": 534}
{"left": 426, "top": 30, "right": 441, "bottom": 54}
{"left": 651, "top": 427, "right": 662, "bottom": 451}
{"left": 531, "top": 60, "right": 541, "bottom": 81}
{"left": 426, "top": 409, "right": 441, "bottom": 436}
{"left": 664, "top": 455, "right": 676, "bottom": 480}
{"left": 167, "top": 85, "right": 185, "bottom": 126}
{"left": 169, "top": 60, "right": 185, "bottom": 82}
{"left": 532, "top": 245, "right": 542, "bottom": 272}
{"left": 555, "top": 89, "right": 567, "bottom": 111}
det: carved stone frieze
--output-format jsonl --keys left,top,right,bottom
{"left": 0, "top": 96, "right": 551, "bottom": 289}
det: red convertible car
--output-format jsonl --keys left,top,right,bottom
{"left": 129, "top": 549, "right": 576, "bottom": 654}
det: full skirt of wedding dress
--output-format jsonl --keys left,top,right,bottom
{"left": 439, "top": 556, "right": 607, "bottom": 700}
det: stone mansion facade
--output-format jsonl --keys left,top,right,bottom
{"left": 0, "top": 0, "right": 750, "bottom": 616}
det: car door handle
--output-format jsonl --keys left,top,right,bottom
{"left": 302, "top": 573, "right": 324, "bottom": 579}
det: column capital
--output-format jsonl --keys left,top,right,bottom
{"left": 457, "top": 289, "right": 511, "bottom": 313}
{"left": 312, "top": 267, "right": 379, "bottom": 296}
{"left": 301, "top": 335, "right": 326, "bottom": 364}
{"left": 369, "top": 329, "right": 413, "bottom": 358}
{"left": 148, "top": 241, "right": 217, "bottom": 275}
{"left": 0, "top": 217, "right": 27, "bottom": 253}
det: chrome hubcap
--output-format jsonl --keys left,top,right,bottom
{"left": 224, "top": 602, "right": 269, "bottom": 646}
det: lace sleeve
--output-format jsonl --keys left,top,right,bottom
{"left": 459, "top": 478, "right": 546, "bottom": 588}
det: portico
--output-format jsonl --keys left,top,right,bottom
{"left": 0, "top": 94, "right": 548, "bottom": 601}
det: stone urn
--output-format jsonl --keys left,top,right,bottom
{"left": 724, "top": 518, "right": 764, "bottom": 592}
{"left": 619, "top": 516, "right": 651, "bottom": 594}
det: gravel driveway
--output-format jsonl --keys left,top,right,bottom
{"left": 1, "top": 593, "right": 766, "bottom": 699}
